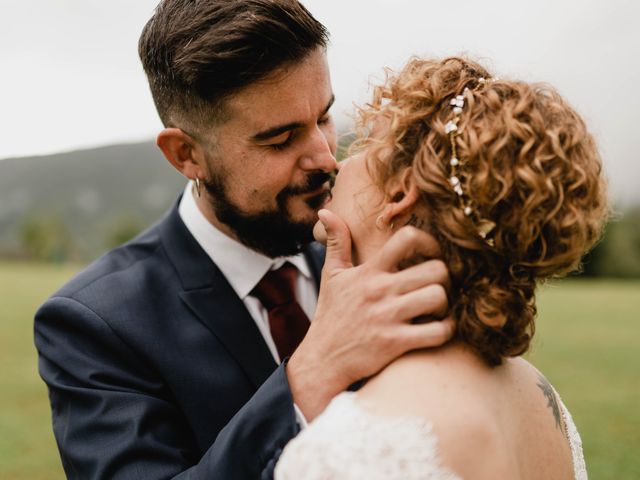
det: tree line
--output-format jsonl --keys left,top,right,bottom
{"left": 14, "top": 207, "right": 640, "bottom": 278}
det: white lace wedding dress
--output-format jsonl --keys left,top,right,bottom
{"left": 275, "top": 391, "right": 587, "bottom": 480}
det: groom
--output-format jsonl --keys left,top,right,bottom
{"left": 35, "top": 1, "right": 452, "bottom": 479}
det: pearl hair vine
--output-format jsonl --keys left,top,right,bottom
{"left": 444, "top": 76, "right": 497, "bottom": 247}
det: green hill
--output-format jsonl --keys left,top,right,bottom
{"left": 0, "top": 142, "right": 185, "bottom": 261}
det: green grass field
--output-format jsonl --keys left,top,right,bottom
{"left": 0, "top": 262, "right": 638, "bottom": 479}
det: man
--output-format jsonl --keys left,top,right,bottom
{"left": 35, "top": 1, "right": 452, "bottom": 478}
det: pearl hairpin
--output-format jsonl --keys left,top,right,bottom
{"left": 445, "top": 78, "right": 497, "bottom": 246}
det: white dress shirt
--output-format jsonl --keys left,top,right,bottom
{"left": 177, "top": 182, "right": 318, "bottom": 365}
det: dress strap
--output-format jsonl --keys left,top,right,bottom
{"left": 552, "top": 387, "right": 589, "bottom": 480}
{"left": 552, "top": 387, "right": 570, "bottom": 441}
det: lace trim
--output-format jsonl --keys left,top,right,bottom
{"left": 555, "top": 391, "right": 588, "bottom": 480}
{"left": 276, "top": 390, "right": 587, "bottom": 480}
{"left": 275, "top": 392, "right": 461, "bottom": 479}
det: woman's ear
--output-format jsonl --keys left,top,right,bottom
{"left": 156, "top": 128, "right": 206, "bottom": 181}
{"left": 381, "top": 167, "right": 420, "bottom": 227}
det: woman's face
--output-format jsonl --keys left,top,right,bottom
{"left": 313, "top": 149, "right": 388, "bottom": 264}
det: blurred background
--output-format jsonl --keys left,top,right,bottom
{"left": 0, "top": 0, "right": 638, "bottom": 478}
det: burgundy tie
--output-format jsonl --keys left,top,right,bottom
{"left": 251, "top": 263, "right": 311, "bottom": 360}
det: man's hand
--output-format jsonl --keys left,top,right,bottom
{"left": 288, "top": 209, "right": 454, "bottom": 420}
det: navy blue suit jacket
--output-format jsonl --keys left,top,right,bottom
{"left": 35, "top": 201, "right": 325, "bottom": 479}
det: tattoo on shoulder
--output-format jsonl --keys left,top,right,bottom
{"left": 405, "top": 214, "right": 425, "bottom": 229}
{"left": 536, "top": 373, "right": 562, "bottom": 431}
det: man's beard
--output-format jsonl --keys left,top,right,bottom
{"left": 203, "top": 171, "right": 331, "bottom": 258}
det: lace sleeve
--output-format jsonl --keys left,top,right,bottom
{"left": 275, "top": 392, "right": 461, "bottom": 480}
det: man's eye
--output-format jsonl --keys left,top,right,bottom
{"left": 268, "top": 132, "right": 293, "bottom": 150}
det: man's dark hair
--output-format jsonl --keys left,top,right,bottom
{"left": 139, "top": 0, "right": 329, "bottom": 135}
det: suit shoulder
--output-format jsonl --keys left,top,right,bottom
{"left": 51, "top": 220, "right": 167, "bottom": 302}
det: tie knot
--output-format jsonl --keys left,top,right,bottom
{"left": 252, "top": 263, "right": 298, "bottom": 309}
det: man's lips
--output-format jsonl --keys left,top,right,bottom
{"left": 300, "top": 171, "right": 335, "bottom": 196}
{"left": 301, "top": 181, "right": 332, "bottom": 198}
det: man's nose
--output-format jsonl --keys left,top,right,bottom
{"left": 299, "top": 127, "right": 338, "bottom": 173}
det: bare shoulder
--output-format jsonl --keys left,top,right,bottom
{"left": 508, "top": 357, "right": 569, "bottom": 433}
{"left": 356, "top": 350, "right": 574, "bottom": 478}
{"left": 358, "top": 344, "right": 495, "bottom": 416}
{"left": 357, "top": 345, "right": 516, "bottom": 478}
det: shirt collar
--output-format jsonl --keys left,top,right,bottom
{"left": 178, "top": 182, "right": 311, "bottom": 299}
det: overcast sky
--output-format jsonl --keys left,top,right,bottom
{"left": 1, "top": 0, "right": 638, "bottom": 204}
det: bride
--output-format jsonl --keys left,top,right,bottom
{"left": 275, "top": 57, "right": 607, "bottom": 479}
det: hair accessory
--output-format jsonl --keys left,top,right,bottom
{"left": 446, "top": 77, "right": 497, "bottom": 247}
{"left": 194, "top": 176, "right": 202, "bottom": 198}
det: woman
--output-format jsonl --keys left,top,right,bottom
{"left": 275, "top": 57, "right": 607, "bottom": 479}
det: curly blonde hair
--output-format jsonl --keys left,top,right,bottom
{"left": 355, "top": 57, "right": 609, "bottom": 366}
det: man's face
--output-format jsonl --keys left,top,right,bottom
{"left": 201, "top": 48, "right": 338, "bottom": 257}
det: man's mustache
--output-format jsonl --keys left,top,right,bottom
{"left": 282, "top": 172, "right": 332, "bottom": 196}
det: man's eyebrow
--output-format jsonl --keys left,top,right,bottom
{"left": 251, "top": 94, "right": 335, "bottom": 142}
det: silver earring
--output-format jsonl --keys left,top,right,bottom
{"left": 194, "top": 177, "right": 202, "bottom": 198}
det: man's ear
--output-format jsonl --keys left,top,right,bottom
{"left": 383, "top": 167, "right": 420, "bottom": 225}
{"left": 156, "top": 128, "right": 206, "bottom": 181}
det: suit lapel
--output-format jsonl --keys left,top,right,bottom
{"left": 179, "top": 283, "right": 277, "bottom": 389}
{"left": 160, "top": 203, "right": 277, "bottom": 389}
{"left": 160, "top": 201, "right": 328, "bottom": 389}
{"left": 303, "top": 242, "right": 325, "bottom": 290}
